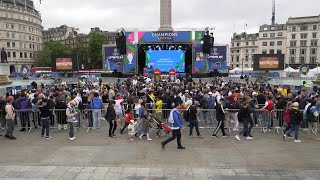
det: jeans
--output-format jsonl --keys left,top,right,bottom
{"left": 88, "top": 111, "right": 93, "bottom": 127}
{"left": 162, "top": 129, "right": 182, "bottom": 147}
{"left": 264, "top": 112, "right": 271, "bottom": 129}
{"left": 120, "top": 122, "right": 130, "bottom": 133}
{"left": 108, "top": 120, "right": 117, "bottom": 137}
{"left": 189, "top": 121, "right": 200, "bottom": 136}
{"left": 5, "top": 119, "right": 14, "bottom": 137}
{"left": 201, "top": 111, "right": 209, "bottom": 126}
{"left": 92, "top": 110, "right": 101, "bottom": 128}
{"left": 41, "top": 117, "right": 50, "bottom": 137}
{"left": 239, "top": 117, "right": 253, "bottom": 137}
{"left": 231, "top": 112, "right": 239, "bottom": 130}
{"left": 0, "top": 116, "right": 6, "bottom": 129}
{"left": 69, "top": 122, "right": 74, "bottom": 138}
{"left": 20, "top": 111, "right": 30, "bottom": 129}
{"left": 285, "top": 124, "right": 300, "bottom": 140}
{"left": 308, "top": 122, "right": 318, "bottom": 135}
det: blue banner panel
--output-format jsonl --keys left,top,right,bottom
{"left": 103, "top": 46, "right": 123, "bottom": 72}
{"left": 208, "top": 46, "right": 227, "bottom": 71}
{"left": 138, "top": 31, "right": 192, "bottom": 43}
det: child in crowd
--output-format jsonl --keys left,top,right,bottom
{"left": 128, "top": 120, "right": 137, "bottom": 141}
{"left": 120, "top": 109, "right": 133, "bottom": 134}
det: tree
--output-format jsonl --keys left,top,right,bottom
{"left": 73, "top": 44, "right": 89, "bottom": 70}
{"left": 88, "top": 32, "right": 106, "bottom": 69}
{"left": 33, "top": 41, "right": 72, "bottom": 67}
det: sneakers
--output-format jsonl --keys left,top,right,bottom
{"left": 147, "top": 138, "right": 152, "bottom": 141}
{"left": 246, "top": 136, "right": 253, "bottom": 140}
{"left": 190, "top": 135, "right": 194, "bottom": 138}
{"left": 108, "top": 136, "right": 114, "bottom": 139}
{"left": 198, "top": 135, "right": 203, "bottom": 138}
{"left": 20, "top": 128, "right": 26, "bottom": 132}
{"left": 294, "top": 139, "right": 301, "bottom": 143}
{"left": 212, "top": 134, "right": 218, "bottom": 138}
{"left": 235, "top": 135, "right": 241, "bottom": 141}
{"left": 161, "top": 142, "right": 165, "bottom": 150}
{"left": 222, "top": 134, "right": 229, "bottom": 138}
{"left": 4, "top": 134, "right": 10, "bottom": 138}
{"left": 9, "top": 136, "right": 16, "bottom": 140}
{"left": 177, "top": 146, "right": 186, "bottom": 149}
{"left": 69, "top": 137, "right": 76, "bottom": 141}
{"left": 46, "top": 136, "right": 53, "bottom": 140}
{"left": 283, "top": 135, "right": 287, "bottom": 141}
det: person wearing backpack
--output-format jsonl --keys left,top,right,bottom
{"left": 91, "top": 92, "right": 103, "bottom": 129}
{"left": 307, "top": 100, "right": 319, "bottom": 135}
{"left": 4, "top": 96, "right": 16, "bottom": 140}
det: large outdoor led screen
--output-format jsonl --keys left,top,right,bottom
{"left": 146, "top": 50, "right": 185, "bottom": 72}
{"left": 56, "top": 58, "right": 73, "bottom": 71}
{"left": 253, "top": 54, "right": 285, "bottom": 71}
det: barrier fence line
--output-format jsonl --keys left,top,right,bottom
{"left": 1, "top": 109, "right": 318, "bottom": 135}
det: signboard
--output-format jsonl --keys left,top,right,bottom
{"left": 207, "top": 46, "right": 227, "bottom": 71}
{"left": 124, "top": 43, "right": 137, "bottom": 74}
{"left": 299, "top": 64, "right": 310, "bottom": 75}
{"left": 20, "top": 65, "right": 30, "bottom": 76}
{"left": 138, "top": 31, "right": 192, "bottom": 42}
{"left": 195, "top": 31, "right": 205, "bottom": 42}
{"left": 253, "top": 54, "right": 285, "bottom": 71}
{"left": 194, "top": 44, "right": 208, "bottom": 73}
{"left": 51, "top": 55, "right": 78, "bottom": 72}
{"left": 103, "top": 46, "right": 123, "bottom": 72}
{"left": 125, "top": 32, "right": 135, "bottom": 43}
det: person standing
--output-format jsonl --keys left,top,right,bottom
{"left": 137, "top": 101, "right": 152, "bottom": 141}
{"left": 188, "top": 101, "right": 202, "bottom": 137}
{"left": 307, "top": 100, "right": 319, "bottom": 135}
{"left": 235, "top": 101, "right": 253, "bottom": 141}
{"left": 161, "top": 103, "right": 185, "bottom": 150}
{"left": 106, "top": 101, "right": 117, "bottom": 138}
{"left": 283, "top": 102, "right": 302, "bottom": 143}
{"left": 91, "top": 92, "right": 103, "bottom": 129}
{"left": 261, "top": 96, "right": 274, "bottom": 132}
{"left": 212, "top": 98, "right": 228, "bottom": 138}
{"left": 39, "top": 98, "right": 53, "bottom": 139}
{"left": 4, "top": 96, "right": 16, "bottom": 140}
{"left": 66, "top": 100, "right": 78, "bottom": 141}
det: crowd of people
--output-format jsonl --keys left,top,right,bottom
{"left": 0, "top": 75, "right": 319, "bottom": 148}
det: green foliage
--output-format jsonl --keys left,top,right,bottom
{"left": 33, "top": 41, "right": 72, "bottom": 67}
{"left": 88, "top": 32, "right": 106, "bottom": 69}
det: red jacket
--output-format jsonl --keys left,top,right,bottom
{"left": 125, "top": 113, "right": 133, "bottom": 123}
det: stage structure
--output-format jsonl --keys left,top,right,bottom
{"left": 102, "top": 29, "right": 228, "bottom": 77}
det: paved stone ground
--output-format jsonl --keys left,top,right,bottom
{"left": 0, "top": 126, "right": 320, "bottom": 179}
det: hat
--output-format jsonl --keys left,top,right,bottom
{"left": 208, "top": 92, "right": 213, "bottom": 95}
{"left": 252, "top": 92, "right": 257, "bottom": 96}
{"left": 184, "top": 100, "right": 193, "bottom": 108}
{"left": 293, "top": 102, "right": 299, "bottom": 107}
{"left": 185, "top": 90, "right": 189, "bottom": 93}
{"left": 7, "top": 96, "right": 14, "bottom": 103}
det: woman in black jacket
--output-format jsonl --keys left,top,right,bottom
{"left": 106, "top": 101, "right": 117, "bottom": 138}
{"left": 283, "top": 102, "right": 302, "bottom": 143}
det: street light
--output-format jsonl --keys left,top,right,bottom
{"left": 241, "top": 58, "right": 244, "bottom": 79}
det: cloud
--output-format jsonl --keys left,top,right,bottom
{"left": 40, "top": 0, "right": 320, "bottom": 44}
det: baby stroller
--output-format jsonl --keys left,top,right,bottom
{"left": 150, "top": 115, "right": 171, "bottom": 138}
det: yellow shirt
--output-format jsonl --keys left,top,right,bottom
{"left": 155, "top": 100, "right": 163, "bottom": 113}
{"left": 279, "top": 88, "right": 287, "bottom": 97}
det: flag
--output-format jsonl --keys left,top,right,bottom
{"left": 245, "top": 23, "right": 248, "bottom": 26}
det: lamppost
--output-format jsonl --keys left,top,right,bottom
{"left": 241, "top": 58, "right": 244, "bottom": 79}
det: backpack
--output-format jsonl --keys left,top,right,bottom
{"left": 1, "top": 104, "right": 7, "bottom": 118}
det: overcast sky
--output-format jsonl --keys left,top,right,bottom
{"left": 39, "top": 0, "right": 320, "bottom": 44}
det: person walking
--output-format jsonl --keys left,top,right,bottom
{"left": 212, "top": 98, "right": 228, "bottom": 138}
{"left": 120, "top": 109, "right": 133, "bottom": 134}
{"left": 4, "top": 96, "right": 16, "bottom": 140}
{"left": 283, "top": 101, "right": 293, "bottom": 136}
{"left": 188, "top": 101, "right": 202, "bottom": 137}
{"left": 106, "top": 101, "right": 117, "bottom": 138}
{"left": 66, "top": 100, "right": 78, "bottom": 141}
{"left": 235, "top": 101, "right": 253, "bottom": 141}
{"left": 39, "top": 98, "right": 53, "bottom": 139}
{"left": 137, "top": 101, "right": 152, "bottom": 141}
{"left": 283, "top": 102, "right": 302, "bottom": 143}
{"left": 161, "top": 103, "right": 185, "bottom": 150}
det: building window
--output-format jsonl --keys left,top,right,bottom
{"left": 232, "top": 43, "right": 234, "bottom": 47}
{"left": 262, "top": 50, "right": 267, "bottom": 54}
{"left": 310, "top": 57, "right": 317, "bottom": 64}
{"left": 236, "top": 65, "right": 239, "bottom": 67}
{"left": 237, "top": 43, "right": 240, "bottom": 47}
{"left": 11, "top": 33, "right": 14, "bottom": 38}
{"left": 292, "top": 26, "right": 296, "bottom": 32}
{"left": 24, "top": 53, "right": 27, "bottom": 58}
{"left": 277, "top": 32, "right": 283, "bottom": 37}
{"left": 311, "top": 48, "right": 317, "bottom": 55}
{"left": 236, "top": 56, "right": 239, "bottom": 62}
{"left": 30, "top": 53, "right": 33, "bottom": 58}
{"left": 6, "top": 32, "right": 9, "bottom": 38}
{"left": 263, "top": 42, "right": 267, "bottom": 46}
{"left": 270, "top": 50, "right": 275, "bottom": 54}
{"left": 300, "top": 40, "right": 307, "bottom": 47}
{"left": 263, "top": 33, "right": 268, "bottom": 37}
{"left": 290, "top": 57, "right": 295, "bottom": 64}
{"left": 279, "top": 26, "right": 283, "bottom": 30}
{"left": 311, "top": 40, "right": 318, "bottom": 46}
{"left": 231, "top": 56, "right": 234, "bottom": 62}
{"left": 7, "top": 42, "right": 10, "bottom": 48}
{"left": 270, "top": 33, "right": 275, "bottom": 37}
{"left": 12, "top": 42, "right": 15, "bottom": 48}
{"left": 313, "top": 25, "right": 317, "bottom": 31}
{"left": 7, "top": 52, "right": 11, "bottom": 58}
{"left": 312, "top": 33, "right": 317, "bottom": 38}
{"left": 252, "top": 49, "right": 255, "bottom": 53}
{"left": 245, "top": 56, "right": 249, "bottom": 61}
{"left": 300, "top": 49, "right": 306, "bottom": 55}
{"left": 300, "top": 33, "right": 308, "bottom": 39}
{"left": 270, "top": 41, "right": 275, "bottom": 46}
{"left": 290, "top": 49, "right": 296, "bottom": 55}
{"left": 246, "top": 42, "right": 249, "bottom": 46}
{"left": 13, "top": 52, "right": 16, "bottom": 58}
{"left": 245, "top": 64, "right": 249, "bottom": 68}
{"left": 290, "top": 41, "right": 297, "bottom": 47}
{"left": 20, "top": 52, "right": 23, "bottom": 58}
{"left": 270, "top": 26, "right": 275, "bottom": 31}
{"left": 11, "top": 24, "right": 14, "bottom": 29}
{"left": 300, "top": 25, "right": 308, "bottom": 31}
{"left": 277, "top": 41, "right": 282, "bottom": 46}
{"left": 291, "top": 34, "right": 296, "bottom": 39}
{"left": 252, "top": 41, "right": 256, "bottom": 45}
{"left": 236, "top": 50, "right": 240, "bottom": 53}
{"left": 277, "top": 50, "right": 282, "bottom": 54}
{"left": 29, "top": 44, "right": 31, "bottom": 49}
{"left": 300, "top": 57, "right": 305, "bottom": 64}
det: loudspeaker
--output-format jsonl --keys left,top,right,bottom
{"left": 203, "top": 35, "right": 211, "bottom": 54}
{"left": 116, "top": 32, "right": 126, "bottom": 55}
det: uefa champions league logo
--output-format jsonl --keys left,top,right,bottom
{"left": 112, "top": 48, "right": 119, "bottom": 56}
{"left": 127, "top": 52, "right": 134, "bottom": 64}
